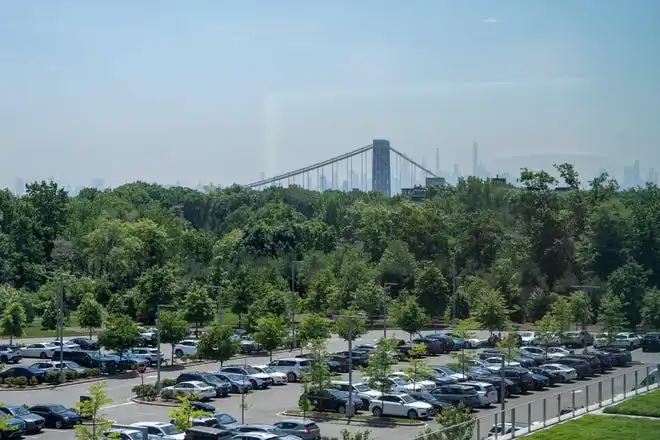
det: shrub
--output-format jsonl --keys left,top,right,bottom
{"left": 132, "top": 384, "right": 158, "bottom": 400}
{"left": 86, "top": 368, "right": 100, "bottom": 377}
{"left": 65, "top": 369, "right": 79, "bottom": 381}
{"left": 160, "top": 388, "right": 175, "bottom": 400}
{"left": 0, "top": 377, "right": 4, "bottom": 385}
{"left": 162, "top": 378, "right": 177, "bottom": 387}
{"left": 28, "top": 376, "right": 38, "bottom": 386}
{"left": 44, "top": 371, "right": 62, "bottom": 384}
{"left": 14, "top": 376, "right": 28, "bottom": 387}
{"left": 4, "top": 377, "right": 15, "bottom": 386}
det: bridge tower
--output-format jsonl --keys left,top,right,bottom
{"left": 372, "top": 139, "right": 391, "bottom": 196}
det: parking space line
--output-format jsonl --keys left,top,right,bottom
{"left": 102, "top": 402, "right": 136, "bottom": 409}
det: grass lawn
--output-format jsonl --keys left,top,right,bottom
{"left": 604, "top": 389, "right": 660, "bottom": 418}
{"left": 22, "top": 318, "right": 86, "bottom": 338}
{"left": 525, "top": 415, "right": 660, "bottom": 440}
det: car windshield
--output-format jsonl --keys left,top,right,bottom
{"left": 400, "top": 395, "right": 416, "bottom": 404}
{"left": 260, "top": 367, "right": 276, "bottom": 373}
{"left": 435, "top": 366, "right": 455, "bottom": 374}
{"left": 215, "top": 413, "right": 237, "bottom": 425}
{"left": 203, "top": 374, "right": 221, "bottom": 384}
{"left": 65, "top": 361, "right": 82, "bottom": 368}
{"left": 245, "top": 367, "right": 260, "bottom": 375}
{"left": 519, "top": 332, "right": 533, "bottom": 337}
{"left": 128, "top": 432, "right": 145, "bottom": 440}
{"left": 391, "top": 378, "right": 408, "bottom": 385}
{"left": 160, "top": 424, "right": 182, "bottom": 435}
{"left": 565, "top": 333, "right": 578, "bottom": 338}
{"left": 48, "top": 405, "right": 69, "bottom": 413}
{"left": 354, "top": 384, "right": 371, "bottom": 392}
{"left": 9, "top": 406, "right": 30, "bottom": 416}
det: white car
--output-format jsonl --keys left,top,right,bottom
{"left": 615, "top": 332, "right": 641, "bottom": 350}
{"left": 173, "top": 340, "right": 198, "bottom": 357}
{"left": 593, "top": 333, "right": 609, "bottom": 349}
{"left": 252, "top": 365, "right": 288, "bottom": 385}
{"left": 369, "top": 393, "right": 433, "bottom": 419}
{"left": 517, "top": 331, "right": 536, "bottom": 346}
{"left": 51, "top": 340, "right": 81, "bottom": 351}
{"left": 362, "top": 376, "right": 419, "bottom": 393}
{"left": 330, "top": 381, "right": 382, "bottom": 407}
{"left": 431, "top": 366, "right": 468, "bottom": 381}
{"left": 547, "top": 347, "right": 572, "bottom": 357}
{"left": 462, "top": 381, "right": 499, "bottom": 406}
{"left": 20, "top": 343, "right": 59, "bottom": 359}
{"left": 162, "top": 381, "right": 216, "bottom": 400}
{"left": 520, "top": 346, "right": 563, "bottom": 361}
{"left": 464, "top": 338, "right": 482, "bottom": 349}
{"left": 389, "top": 372, "right": 436, "bottom": 391}
{"left": 130, "top": 422, "right": 184, "bottom": 440}
{"left": 131, "top": 347, "right": 163, "bottom": 364}
{"left": 483, "top": 357, "right": 521, "bottom": 369}
{"left": 540, "top": 364, "right": 578, "bottom": 382}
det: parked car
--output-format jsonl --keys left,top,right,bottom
{"left": 217, "top": 365, "right": 271, "bottom": 388}
{"left": 590, "top": 352, "right": 614, "bottom": 371}
{"left": 0, "top": 405, "right": 45, "bottom": 434}
{"left": 233, "top": 424, "right": 301, "bottom": 440}
{"left": 230, "top": 335, "right": 262, "bottom": 354}
{"left": 59, "top": 350, "right": 117, "bottom": 370}
{"left": 431, "top": 385, "right": 481, "bottom": 408}
{"left": 527, "top": 370, "right": 551, "bottom": 390}
{"left": 333, "top": 350, "right": 369, "bottom": 367}
{"left": 212, "top": 372, "right": 252, "bottom": 393}
{"left": 547, "top": 347, "right": 572, "bottom": 357}
{"left": 615, "top": 332, "right": 641, "bottom": 350}
{"left": 267, "top": 358, "right": 309, "bottom": 382}
{"left": 130, "top": 422, "right": 184, "bottom": 439}
{"left": 642, "top": 332, "right": 660, "bottom": 352}
{"left": 593, "top": 333, "right": 609, "bottom": 349}
{"left": 183, "top": 426, "right": 232, "bottom": 440}
{"left": 103, "top": 428, "right": 146, "bottom": 440}
{"left": 600, "top": 346, "right": 633, "bottom": 366}
{"left": 569, "top": 354, "right": 604, "bottom": 374}
{"left": 539, "top": 363, "right": 578, "bottom": 382}
{"left": 389, "top": 371, "right": 436, "bottom": 391}
{"left": 28, "top": 404, "right": 83, "bottom": 428}
{"left": 517, "top": 331, "right": 536, "bottom": 346}
{"left": 554, "top": 358, "right": 591, "bottom": 378}
{"left": 520, "top": 346, "right": 561, "bottom": 363}
{"left": 461, "top": 381, "right": 498, "bottom": 407}
{"left": 0, "top": 366, "right": 45, "bottom": 381}
{"left": 529, "top": 366, "right": 562, "bottom": 385}
{"left": 329, "top": 381, "right": 382, "bottom": 408}
{"left": 251, "top": 365, "right": 288, "bottom": 385}
{"left": 20, "top": 343, "right": 58, "bottom": 359}
{"left": 562, "top": 331, "right": 594, "bottom": 349}
{"left": 369, "top": 393, "right": 434, "bottom": 419}
{"left": 484, "top": 357, "right": 521, "bottom": 369}
{"left": 272, "top": 420, "right": 321, "bottom": 440}
{"left": 51, "top": 340, "right": 81, "bottom": 351}
{"left": 362, "top": 376, "right": 420, "bottom": 393}
{"left": 131, "top": 347, "right": 163, "bottom": 364}
{"left": 408, "top": 391, "right": 451, "bottom": 413}
{"left": 500, "top": 368, "right": 535, "bottom": 393}
{"left": 177, "top": 372, "right": 231, "bottom": 397}
{"left": 306, "top": 389, "right": 363, "bottom": 414}
{"left": 173, "top": 340, "right": 199, "bottom": 357}
{"left": 30, "top": 360, "right": 86, "bottom": 375}
{"left": 0, "top": 417, "right": 26, "bottom": 439}
{"left": 69, "top": 338, "right": 100, "bottom": 351}
{"left": 163, "top": 381, "right": 216, "bottom": 400}
{"left": 0, "top": 345, "right": 22, "bottom": 364}
{"left": 465, "top": 370, "right": 515, "bottom": 401}
{"left": 413, "top": 337, "right": 451, "bottom": 355}
{"left": 430, "top": 365, "right": 468, "bottom": 381}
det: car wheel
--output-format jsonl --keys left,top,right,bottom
{"left": 337, "top": 405, "right": 346, "bottom": 414}
{"left": 407, "top": 409, "right": 419, "bottom": 419}
{"left": 174, "top": 349, "right": 183, "bottom": 357}
{"left": 361, "top": 398, "right": 370, "bottom": 408}
{"left": 287, "top": 372, "right": 297, "bottom": 382}
{"left": 40, "top": 352, "right": 48, "bottom": 359}
{"left": 55, "top": 420, "right": 63, "bottom": 429}
{"left": 372, "top": 407, "right": 383, "bottom": 417}
{"left": 0, "top": 355, "right": 7, "bottom": 363}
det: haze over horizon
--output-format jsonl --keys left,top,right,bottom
{"left": 2, "top": 1, "right": 659, "bottom": 189}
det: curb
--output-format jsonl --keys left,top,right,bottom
{"left": 278, "top": 411, "right": 425, "bottom": 427}
{"left": 81, "top": 419, "right": 117, "bottom": 426}
{"left": 0, "top": 377, "right": 104, "bottom": 391}
{"left": 130, "top": 397, "right": 179, "bottom": 408}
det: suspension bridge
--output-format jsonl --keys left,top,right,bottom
{"left": 244, "top": 139, "right": 439, "bottom": 196}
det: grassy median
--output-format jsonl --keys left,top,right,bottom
{"left": 525, "top": 415, "right": 660, "bottom": 440}
{"left": 603, "top": 389, "right": 660, "bottom": 418}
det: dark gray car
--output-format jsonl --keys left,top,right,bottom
{"left": 273, "top": 420, "right": 321, "bottom": 440}
{"left": 0, "top": 406, "right": 45, "bottom": 434}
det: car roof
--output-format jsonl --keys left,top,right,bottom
{"left": 131, "top": 422, "right": 170, "bottom": 427}
{"left": 278, "top": 419, "right": 313, "bottom": 426}
{"left": 463, "top": 381, "right": 492, "bottom": 387}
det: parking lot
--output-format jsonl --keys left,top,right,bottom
{"left": 2, "top": 329, "right": 659, "bottom": 440}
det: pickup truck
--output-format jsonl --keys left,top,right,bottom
{"left": 0, "top": 345, "right": 22, "bottom": 364}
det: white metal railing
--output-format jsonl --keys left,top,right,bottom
{"left": 413, "top": 363, "right": 659, "bottom": 440}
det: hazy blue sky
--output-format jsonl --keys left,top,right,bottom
{"left": 2, "top": 1, "right": 659, "bottom": 188}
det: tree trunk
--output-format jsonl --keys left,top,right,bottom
{"left": 89, "top": 328, "right": 93, "bottom": 339}
{"left": 171, "top": 344, "right": 175, "bottom": 365}
{"left": 9, "top": 335, "right": 13, "bottom": 344}
{"left": 269, "top": 351, "right": 272, "bottom": 362}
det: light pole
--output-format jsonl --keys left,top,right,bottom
{"left": 155, "top": 304, "right": 175, "bottom": 392}
{"left": 333, "top": 313, "right": 364, "bottom": 419}
{"left": 56, "top": 278, "right": 65, "bottom": 384}
{"left": 290, "top": 260, "right": 302, "bottom": 351}
{"left": 499, "top": 354, "right": 506, "bottom": 433}
{"left": 382, "top": 283, "right": 397, "bottom": 339}
{"left": 208, "top": 285, "right": 223, "bottom": 325}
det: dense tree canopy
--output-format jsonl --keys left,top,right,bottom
{"left": 1, "top": 165, "right": 660, "bottom": 333}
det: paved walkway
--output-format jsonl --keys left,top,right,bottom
{"left": 592, "top": 411, "right": 660, "bottom": 421}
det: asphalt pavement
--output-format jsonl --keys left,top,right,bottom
{"left": 2, "top": 329, "right": 660, "bottom": 440}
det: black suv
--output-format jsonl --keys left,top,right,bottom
{"left": 59, "top": 351, "right": 116, "bottom": 370}
{"left": 177, "top": 372, "right": 231, "bottom": 397}
{"left": 642, "top": 333, "right": 660, "bottom": 352}
{"left": 501, "top": 367, "right": 535, "bottom": 393}
{"left": 69, "top": 338, "right": 100, "bottom": 351}
{"left": 555, "top": 357, "right": 592, "bottom": 378}
{"left": 413, "top": 337, "right": 451, "bottom": 355}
